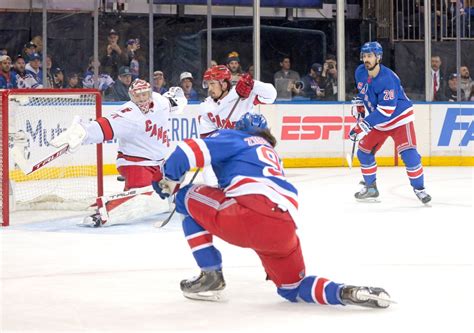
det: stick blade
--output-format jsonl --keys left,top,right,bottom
{"left": 346, "top": 153, "right": 353, "bottom": 169}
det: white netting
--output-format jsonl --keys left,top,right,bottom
{"left": 6, "top": 91, "right": 101, "bottom": 214}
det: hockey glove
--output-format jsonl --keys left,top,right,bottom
{"left": 152, "top": 167, "right": 182, "bottom": 200}
{"left": 235, "top": 73, "right": 254, "bottom": 99}
{"left": 351, "top": 97, "right": 366, "bottom": 119}
{"left": 50, "top": 116, "right": 87, "bottom": 153}
{"left": 349, "top": 120, "right": 372, "bottom": 142}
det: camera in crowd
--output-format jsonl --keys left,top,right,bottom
{"left": 294, "top": 81, "right": 304, "bottom": 90}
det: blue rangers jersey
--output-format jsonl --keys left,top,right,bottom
{"left": 355, "top": 64, "right": 415, "bottom": 131}
{"left": 164, "top": 130, "right": 299, "bottom": 221}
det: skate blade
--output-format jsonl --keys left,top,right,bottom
{"left": 183, "top": 290, "right": 225, "bottom": 302}
{"left": 355, "top": 198, "right": 381, "bottom": 203}
{"left": 358, "top": 291, "right": 397, "bottom": 307}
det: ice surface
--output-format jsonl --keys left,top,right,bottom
{"left": 2, "top": 167, "right": 473, "bottom": 333}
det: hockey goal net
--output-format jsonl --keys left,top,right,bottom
{"left": 1, "top": 89, "right": 103, "bottom": 227}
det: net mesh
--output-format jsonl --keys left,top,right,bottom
{"left": 7, "top": 92, "right": 100, "bottom": 212}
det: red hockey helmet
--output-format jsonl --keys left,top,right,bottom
{"left": 202, "top": 65, "right": 231, "bottom": 89}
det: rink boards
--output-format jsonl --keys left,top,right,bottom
{"left": 9, "top": 102, "right": 474, "bottom": 180}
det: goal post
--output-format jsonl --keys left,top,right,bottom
{"left": 1, "top": 89, "right": 103, "bottom": 227}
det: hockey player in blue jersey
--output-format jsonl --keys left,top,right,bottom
{"left": 152, "top": 112, "right": 392, "bottom": 308}
{"left": 350, "top": 41, "right": 431, "bottom": 204}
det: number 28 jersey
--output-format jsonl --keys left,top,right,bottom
{"left": 355, "top": 64, "right": 414, "bottom": 131}
{"left": 164, "top": 130, "right": 298, "bottom": 221}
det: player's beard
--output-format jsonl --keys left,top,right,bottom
{"left": 365, "top": 61, "right": 378, "bottom": 71}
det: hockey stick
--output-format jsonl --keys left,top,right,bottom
{"left": 14, "top": 143, "right": 70, "bottom": 175}
{"left": 154, "top": 96, "right": 242, "bottom": 228}
{"left": 346, "top": 113, "right": 361, "bottom": 169}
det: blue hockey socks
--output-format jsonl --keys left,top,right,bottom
{"left": 277, "top": 276, "right": 344, "bottom": 305}
{"left": 357, "top": 149, "right": 377, "bottom": 185}
{"left": 400, "top": 148, "right": 425, "bottom": 190}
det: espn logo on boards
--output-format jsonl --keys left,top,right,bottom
{"left": 281, "top": 116, "right": 357, "bottom": 140}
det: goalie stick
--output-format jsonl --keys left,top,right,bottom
{"left": 13, "top": 143, "right": 70, "bottom": 175}
{"left": 154, "top": 97, "right": 242, "bottom": 228}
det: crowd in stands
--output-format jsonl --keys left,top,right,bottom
{"left": 1, "top": 31, "right": 473, "bottom": 103}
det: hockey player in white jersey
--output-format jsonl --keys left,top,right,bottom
{"left": 51, "top": 79, "right": 187, "bottom": 227}
{"left": 198, "top": 65, "right": 277, "bottom": 184}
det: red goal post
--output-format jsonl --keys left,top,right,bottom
{"left": 1, "top": 89, "right": 103, "bottom": 227}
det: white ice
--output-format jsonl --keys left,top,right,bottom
{"left": 2, "top": 166, "right": 474, "bottom": 333}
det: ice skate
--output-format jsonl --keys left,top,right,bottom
{"left": 78, "top": 212, "right": 102, "bottom": 227}
{"left": 340, "top": 285, "right": 393, "bottom": 308}
{"left": 180, "top": 270, "right": 226, "bottom": 302}
{"left": 354, "top": 181, "right": 379, "bottom": 202}
{"left": 414, "top": 188, "right": 432, "bottom": 205}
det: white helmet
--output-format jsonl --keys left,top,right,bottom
{"left": 129, "top": 79, "right": 153, "bottom": 113}
{"left": 163, "top": 86, "right": 187, "bottom": 114}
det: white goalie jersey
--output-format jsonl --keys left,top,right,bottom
{"left": 82, "top": 92, "right": 176, "bottom": 167}
{"left": 198, "top": 80, "right": 277, "bottom": 137}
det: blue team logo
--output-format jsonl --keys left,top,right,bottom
{"left": 438, "top": 108, "right": 474, "bottom": 146}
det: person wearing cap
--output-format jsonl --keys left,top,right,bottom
{"left": 22, "top": 41, "right": 37, "bottom": 62}
{"left": 153, "top": 70, "right": 168, "bottom": 94}
{"left": 0, "top": 55, "right": 17, "bottom": 89}
{"left": 226, "top": 51, "right": 243, "bottom": 86}
{"left": 439, "top": 73, "right": 466, "bottom": 102}
{"left": 25, "top": 52, "right": 43, "bottom": 85}
{"left": 179, "top": 71, "right": 199, "bottom": 101}
{"left": 13, "top": 55, "right": 41, "bottom": 89}
{"left": 125, "top": 38, "right": 141, "bottom": 80}
{"left": 301, "top": 62, "right": 326, "bottom": 100}
{"left": 101, "top": 28, "right": 127, "bottom": 79}
{"left": 105, "top": 66, "right": 133, "bottom": 101}
{"left": 52, "top": 67, "right": 66, "bottom": 89}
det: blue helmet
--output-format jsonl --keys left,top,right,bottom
{"left": 360, "top": 41, "right": 383, "bottom": 62}
{"left": 235, "top": 112, "right": 268, "bottom": 132}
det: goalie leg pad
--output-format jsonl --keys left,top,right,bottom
{"left": 99, "top": 191, "right": 169, "bottom": 226}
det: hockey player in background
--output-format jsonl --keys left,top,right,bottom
{"left": 51, "top": 79, "right": 187, "bottom": 227}
{"left": 350, "top": 42, "right": 431, "bottom": 204}
{"left": 152, "top": 112, "right": 392, "bottom": 308}
{"left": 198, "top": 64, "right": 277, "bottom": 185}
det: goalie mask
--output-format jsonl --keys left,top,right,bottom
{"left": 129, "top": 79, "right": 153, "bottom": 113}
{"left": 163, "top": 86, "right": 187, "bottom": 114}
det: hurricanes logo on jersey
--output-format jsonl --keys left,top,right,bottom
{"left": 145, "top": 120, "right": 169, "bottom": 146}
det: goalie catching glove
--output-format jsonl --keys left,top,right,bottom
{"left": 50, "top": 116, "right": 87, "bottom": 153}
{"left": 152, "top": 167, "right": 183, "bottom": 199}
{"left": 349, "top": 120, "right": 372, "bottom": 142}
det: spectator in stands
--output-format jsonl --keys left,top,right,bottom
{"left": 179, "top": 71, "right": 199, "bottom": 101}
{"left": 83, "top": 56, "right": 114, "bottom": 92}
{"left": 211, "top": 59, "right": 218, "bottom": 67}
{"left": 31, "top": 36, "right": 43, "bottom": 54}
{"left": 274, "top": 56, "right": 302, "bottom": 100}
{"left": 101, "top": 29, "right": 126, "bottom": 79}
{"left": 226, "top": 51, "right": 243, "bottom": 86}
{"left": 431, "top": 55, "right": 444, "bottom": 101}
{"left": 105, "top": 66, "right": 132, "bottom": 101}
{"left": 22, "top": 42, "right": 37, "bottom": 62}
{"left": 440, "top": 73, "right": 466, "bottom": 102}
{"left": 153, "top": 70, "right": 167, "bottom": 94}
{"left": 124, "top": 38, "right": 140, "bottom": 80}
{"left": 0, "top": 48, "right": 8, "bottom": 56}
{"left": 470, "top": 85, "right": 474, "bottom": 101}
{"left": 247, "top": 64, "right": 255, "bottom": 78}
{"left": 460, "top": 65, "right": 473, "bottom": 99}
{"left": 0, "top": 55, "right": 17, "bottom": 89}
{"left": 51, "top": 67, "right": 66, "bottom": 89}
{"left": 302, "top": 63, "right": 326, "bottom": 100}
{"left": 13, "top": 55, "right": 42, "bottom": 89}
{"left": 25, "top": 52, "right": 43, "bottom": 85}
{"left": 66, "top": 73, "right": 82, "bottom": 89}
{"left": 321, "top": 54, "right": 338, "bottom": 100}
{"left": 45, "top": 55, "right": 54, "bottom": 88}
